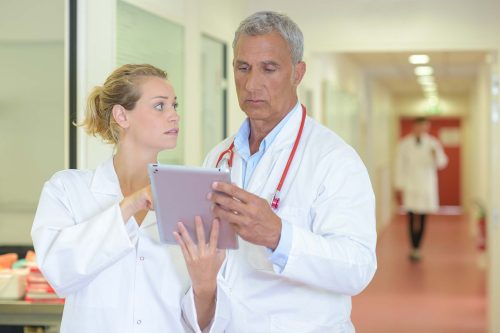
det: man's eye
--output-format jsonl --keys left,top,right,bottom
{"left": 238, "top": 66, "right": 249, "bottom": 72}
{"left": 264, "top": 67, "right": 277, "bottom": 73}
{"left": 154, "top": 103, "right": 164, "bottom": 111}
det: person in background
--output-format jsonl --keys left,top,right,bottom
{"left": 31, "top": 64, "right": 227, "bottom": 333}
{"left": 395, "top": 117, "right": 448, "bottom": 261}
{"left": 204, "top": 11, "right": 377, "bottom": 332}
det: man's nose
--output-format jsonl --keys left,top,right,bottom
{"left": 245, "top": 70, "right": 261, "bottom": 91}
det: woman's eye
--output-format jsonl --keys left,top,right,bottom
{"left": 154, "top": 103, "right": 164, "bottom": 111}
{"left": 173, "top": 102, "right": 179, "bottom": 111}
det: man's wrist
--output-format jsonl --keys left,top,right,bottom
{"left": 268, "top": 217, "right": 282, "bottom": 250}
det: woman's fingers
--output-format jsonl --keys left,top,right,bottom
{"left": 173, "top": 231, "right": 191, "bottom": 261}
{"left": 208, "top": 219, "right": 220, "bottom": 253}
{"left": 194, "top": 216, "right": 206, "bottom": 255}
{"left": 177, "top": 222, "right": 198, "bottom": 260}
{"left": 176, "top": 218, "right": 220, "bottom": 261}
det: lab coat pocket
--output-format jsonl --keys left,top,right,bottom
{"left": 245, "top": 242, "right": 274, "bottom": 271}
{"left": 75, "top": 263, "right": 124, "bottom": 309}
{"left": 246, "top": 206, "right": 305, "bottom": 271}
{"left": 270, "top": 315, "right": 349, "bottom": 333}
{"left": 278, "top": 206, "right": 307, "bottom": 227}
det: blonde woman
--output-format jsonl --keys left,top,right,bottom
{"left": 31, "top": 64, "right": 228, "bottom": 332}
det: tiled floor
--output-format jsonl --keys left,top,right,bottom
{"left": 351, "top": 214, "right": 486, "bottom": 333}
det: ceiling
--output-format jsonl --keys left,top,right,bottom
{"left": 343, "top": 51, "right": 489, "bottom": 97}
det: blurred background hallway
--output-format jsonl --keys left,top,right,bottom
{"left": 352, "top": 213, "right": 486, "bottom": 333}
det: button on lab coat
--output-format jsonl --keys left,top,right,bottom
{"left": 395, "top": 133, "right": 448, "bottom": 213}
{"left": 31, "top": 158, "right": 229, "bottom": 333}
{"left": 204, "top": 107, "right": 377, "bottom": 333}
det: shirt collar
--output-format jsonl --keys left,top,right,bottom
{"left": 90, "top": 156, "right": 122, "bottom": 197}
{"left": 234, "top": 101, "right": 301, "bottom": 160}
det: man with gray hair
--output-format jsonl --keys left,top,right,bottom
{"left": 205, "top": 11, "right": 377, "bottom": 332}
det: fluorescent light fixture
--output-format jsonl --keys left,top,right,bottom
{"left": 409, "top": 54, "right": 430, "bottom": 64}
{"left": 414, "top": 66, "right": 434, "bottom": 76}
{"left": 418, "top": 76, "right": 435, "bottom": 85}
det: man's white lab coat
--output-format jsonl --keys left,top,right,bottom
{"left": 31, "top": 158, "right": 229, "bottom": 333}
{"left": 204, "top": 107, "right": 377, "bottom": 333}
{"left": 395, "top": 133, "right": 448, "bottom": 213}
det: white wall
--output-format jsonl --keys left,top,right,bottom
{"left": 368, "top": 80, "right": 397, "bottom": 232}
{"left": 76, "top": 0, "right": 116, "bottom": 170}
{"left": 467, "top": 64, "right": 491, "bottom": 212}
{"left": 0, "top": 1, "right": 65, "bottom": 245}
{"left": 488, "top": 57, "right": 500, "bottom": 333}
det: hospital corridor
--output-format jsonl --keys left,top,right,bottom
{"left": 1, "top": 0, "right": 500, "bottom": 332}
{"left": 352, "top": 213, "right": 486, "bottom": 333}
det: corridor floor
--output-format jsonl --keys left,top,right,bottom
{"left": 351, "top": 214, "right": 486, "bottom": 333}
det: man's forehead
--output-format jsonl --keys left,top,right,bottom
{"left": 233, "top": 36, "right": 292, "bottom": 64}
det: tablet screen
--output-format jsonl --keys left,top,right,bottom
{"left": 148, "top": 164, "right": 238, "bottom": 249}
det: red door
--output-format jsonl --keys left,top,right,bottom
{"left": 400, "top": 118, "right": 461, "bottom": 207}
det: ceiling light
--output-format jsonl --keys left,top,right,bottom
{"left": 414, "top": 66, "right": 434, "bottom": 76}
{"left": 409, "top": 54, "right": 430, "bottom": 64}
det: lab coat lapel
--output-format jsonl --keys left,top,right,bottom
{"left": 90, "top": 157, "right": 122, "bottom": 198}
{"left": 230, "top": 153, "right": 244, "bottom": 188}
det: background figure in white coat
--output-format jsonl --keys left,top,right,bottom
{"left": 395, "top": 117, "right": 448, "bottom": 261}
{"left": 205, "top": 11, "right": 377, "bottom": 332}
{"left": 31, "top": 64, "right": 226, "bottom": 333}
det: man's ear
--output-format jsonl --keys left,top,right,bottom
{"left": 112, "top": 105, "right": 129, "bottom": 129}
{"left": 293, "top": 61, "right": 306, "bottom": 86}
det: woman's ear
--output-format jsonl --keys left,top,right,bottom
{"left": 112, "top": 105, "right": 129, "bottom": 129}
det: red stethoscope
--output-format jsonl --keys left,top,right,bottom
{"left": 215, "top": 105, "right": 307, "bottom": 210}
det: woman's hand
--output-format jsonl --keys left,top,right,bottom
{"left": 174, "top": 217, "right": 225, "bottom": 329}
{"left": 119, "top": 185, "right": 154, "bottom": 223}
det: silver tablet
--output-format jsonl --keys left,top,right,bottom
{"left": 148, "top": 163, "right": 238, "bottom": 249}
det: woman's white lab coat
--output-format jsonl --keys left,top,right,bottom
{"left": 31, "top": 158, "right": 229, "bottom": 333}
{"left": 204, "top": 105, "right": 377, "bottom": 333}
{"left": 395, "top": 133, "right": 448, "bottom": 213}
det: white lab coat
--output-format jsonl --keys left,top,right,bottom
{"left": 31, "top": 158, "right": 230, "bottom": 333}
{"left": 204, "top": 106, "right": 377, "bottom": 333}
{"left": 395, "top": 133, "right": 448, "bottom": 213}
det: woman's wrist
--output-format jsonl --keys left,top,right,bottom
{"left": 119, "top": 196, "right": 137, "bottom": 222}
